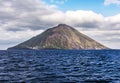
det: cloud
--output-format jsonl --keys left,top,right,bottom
{"left": 0, "top": 0, "right": 58, "bottom": 31}
{"left": 0, "top": 0, "right": 120, "bottom": 31}
{"left": 0, "top": 29, "right": 44, "bottom": 50}
{"left": 80, "top": 30, "right": 120, "bottom": 49}
{"left": 104, "top": 0, "right": 120, "bottom": 5}
{"left": 0, "top": 0, "right": 120, "bottom": 49}
{"left": 41, "top": 10, "right": 105, "bottom": 29}
{"left": 0, "top": 0, "right": 104, "bottom": 31}
{"left": 105, "top": 14, "right": 120, "bottom": 30}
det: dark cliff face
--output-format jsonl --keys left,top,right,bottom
{"left": 8, "top": 24, "right": 108, "bottom": 50}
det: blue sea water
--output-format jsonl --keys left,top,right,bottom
{"left": 0, "top": 50, "right": 120, "bottom": 83}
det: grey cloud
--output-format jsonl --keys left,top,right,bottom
{"left": 74, "top": 21, "right": 100, "bottom": 28}
{"left": 0, "top": 0, "right": 57, "bottom": 31}
{"left": 0, "top": 0, "right": 120, "bottom": 32}
{"left": 96, "top": 33, "right": 120, "bottom": 41}
{"left": 82, "top": 30, "right": 120, "bottom": 48}
{"left": 0, "top": 40, "right": 18, "bottom": 45}
{"left": 0, "top": 0, "right": 105, "bottom": 31}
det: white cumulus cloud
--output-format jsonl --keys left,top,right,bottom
{"left": 104, "top": 0, "right": 120, "bottom": 5}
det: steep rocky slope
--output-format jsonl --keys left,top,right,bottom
{"left": 8, "top": 24, "right": 108, "bottom": 50}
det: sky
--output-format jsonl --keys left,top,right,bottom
{"left": 0, "top": 0, "right": 120, "bottom": 50}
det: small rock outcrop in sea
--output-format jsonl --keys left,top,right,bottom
{"left": 8, "top": 24, "right": 108, "bottom": 50}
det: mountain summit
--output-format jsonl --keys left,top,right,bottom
{"left": 8, "top": 24, "right": 108, "bottom": 50}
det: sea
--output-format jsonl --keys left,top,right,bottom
{"left": 0, "top": 49, "right": 120, "bottom": 83}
